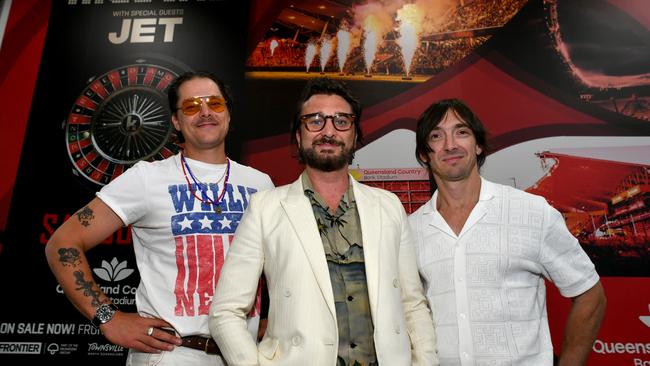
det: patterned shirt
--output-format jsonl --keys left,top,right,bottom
{"left": 302, "top": 173, "right": 377, "bottom": 366}
{"left": 409, "top": 178, "right": 599, "bottom": 365}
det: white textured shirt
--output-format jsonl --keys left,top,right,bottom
{"left": 409, "top": 178, "right": 599, "bottom": 366}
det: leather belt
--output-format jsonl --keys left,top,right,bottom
{"left": 180, "top": 335, "right": 221, "bottom": 355}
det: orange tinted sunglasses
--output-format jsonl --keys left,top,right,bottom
{"left": 179, "top": 95, "right": 227, "bottom": 116}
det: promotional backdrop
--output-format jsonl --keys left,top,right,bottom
{"left": 0, "top": 0, "right": 247, "bottom": 363}
{"left": 0, "top": 0, "right": 648, "bottom": 364}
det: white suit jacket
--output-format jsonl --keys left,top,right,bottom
{"left": 209, "top": 175, "right": 437, "bottom": 366}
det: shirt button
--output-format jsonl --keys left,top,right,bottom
{"left": 462, "top": 352, "right": 469, "bottom": 358}
{"left": 393, "top": 278, "right": 399, "bottom": 288}
{"left": 459, "top": 313, "right": 466, "bottom": 319}
{"left": 347, "top": 295, "right": 354, "bottom": 301}
{"left": 350, "top": 342, "right": 357, "bottom": 349}
{"left": 395, "top": 325, "right": 401, "bottom": 334}
{"left": 292, "top": 335, "right": 302, "bottom": 346}
{"left": 284, "top": 289, "right": 291, "bottom": 297}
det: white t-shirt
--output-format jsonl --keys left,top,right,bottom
{"left": 409, "top": 178, "right": 599, "bottom": 366}
{"left": 97, "top": 153, "right": 274, "bottom": 337}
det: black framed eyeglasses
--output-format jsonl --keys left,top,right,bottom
{"left": 299, "top": 112, "right": 356, "bottom": 132}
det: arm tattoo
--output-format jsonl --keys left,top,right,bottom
{"left": 76, "top": 206, "right": 95, "bottom": 227}
{"left": 57, "top": 248, "right": 81, "bottom": 267}
{"left": 73, "top": 270, "right": 103, "bottom": 307}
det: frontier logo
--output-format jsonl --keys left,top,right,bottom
{"left": 93, "top": 257, "right": 134, "bottom": 282}
{"left": 0, "top": 342, "right": 41, "bottom": 354}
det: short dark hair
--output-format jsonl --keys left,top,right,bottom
{"left": 167, "top": 71, "right": 234, "bottom": 142}
{"left": 291, "top": 78, "right": 363, "bottom": 148}
{"left": 415, "top": 98, "right": 489, "bottom": 192}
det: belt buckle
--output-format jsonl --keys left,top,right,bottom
{"left": 204, "top": 338, "right": 210, "bottom": 353}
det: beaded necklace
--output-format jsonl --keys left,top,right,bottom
{"left": 180, "top": 153, "right": 230, "bottom": 214}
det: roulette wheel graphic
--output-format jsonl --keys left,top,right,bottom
{"left": 65, "top": 63, "right": 181, "bottom": 186}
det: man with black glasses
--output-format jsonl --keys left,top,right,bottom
{"left": 46, "top": 71, "right": 273, "bottom": 365}
{"left": 209, "top": 78, "right": 437, "bottom": 366}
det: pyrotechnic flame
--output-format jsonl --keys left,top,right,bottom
{"left": 270, "top": 39, "right": 278, "bottom": 56}
{"left": 305, "top": 43, "right": 317, "bottom": 73}
{"left": 320, "top": 38, "right": 333, "bottom": 72}
{"left": 337, "top": 29, "right": 351, "bottom": 73}
{"left": 397, "top": 4, "right": 423, "bottom": 77}
{"left": 363, "top": 15, "right": 381, "bottom": 74}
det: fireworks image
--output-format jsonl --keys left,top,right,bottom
{"left": 247, "top": 0, "right": 527, "bottom": 82}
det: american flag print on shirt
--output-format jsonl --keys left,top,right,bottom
{"left": 168, "top": 182, "right": 261, "bottom": 317}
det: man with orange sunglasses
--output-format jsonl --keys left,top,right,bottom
{"left": 45, "top": 71, "right": 273, "bottom": 365}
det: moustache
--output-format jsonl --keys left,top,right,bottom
{"left": 313, "top": 136, "right": 344, "bottom": 146}
{"left": 194, "top": 116, "right": 217, "bottom": 125}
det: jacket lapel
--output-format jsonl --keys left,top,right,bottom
{"left": 351, "top": 179, "right": 380, "bottom": 319}
{"left": 280, "top": 178, "right": 336, "bottom": 318}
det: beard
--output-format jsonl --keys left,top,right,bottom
{"left": 299, "top": 136, "right": 355, "bottom": 172}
